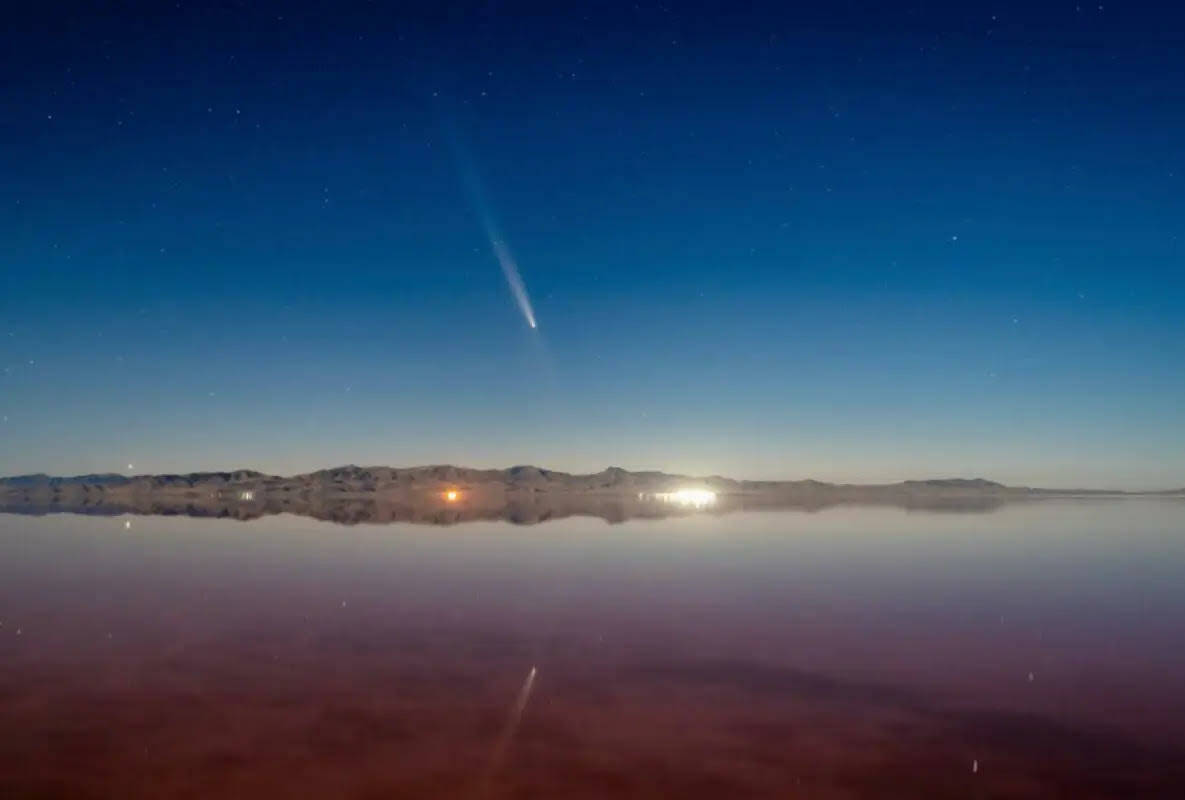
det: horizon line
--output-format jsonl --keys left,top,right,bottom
{"left": 2, "top": 463, "right": 1182, "bottom": 495}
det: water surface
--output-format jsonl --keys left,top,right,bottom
{"left": 2, "top": 500, "right": 1183, "bottom": 798}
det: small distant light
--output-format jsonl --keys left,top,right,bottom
{"left": 445, "top": 490, "right": 459, "bottom": 502}
{"left": 127, "top": 463, "right": 134, "bottom": 470}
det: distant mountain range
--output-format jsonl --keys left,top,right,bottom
{"left": 2, "top": 464, "right": 1181, "bottom": 495}
{"left": 1, "top": 464, "right": 1180, "bottom": 493}
{"left": 0, "top": 465, "right": 1179, "bottom": 525}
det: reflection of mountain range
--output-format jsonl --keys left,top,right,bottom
{"left": 2, "top": 465, "right": 1175, "bottom": 525}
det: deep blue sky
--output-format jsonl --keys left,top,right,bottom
{"left": 2, "top": 1, "right": 1183, "bottom": 488}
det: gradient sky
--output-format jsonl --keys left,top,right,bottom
{"left": 2, "top": 1, "right": 1184, "bottom": 488}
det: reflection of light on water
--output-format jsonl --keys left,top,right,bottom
{"left": 481, "top": 665, "right": 538, "bottom": 792}
{"left": 645, "top": 488, "right": 717, "bottom": 508}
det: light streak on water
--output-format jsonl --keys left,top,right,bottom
{"left": 476, "top": 665, "right": 538, "bottom": 796}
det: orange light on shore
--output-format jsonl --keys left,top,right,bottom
{"left": 445, "top": 490, "right": 459, "bottom": 502}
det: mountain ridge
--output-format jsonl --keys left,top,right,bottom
{"left": 0, "top": 465, "right": 1171, "bottom": 495}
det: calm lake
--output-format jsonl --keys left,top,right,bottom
{"left": 2, "top": 500, "right": 1184, "bottom": 798}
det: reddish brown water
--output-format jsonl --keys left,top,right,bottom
{"left": 2, "top": 501, "right": 1184, "bottom": 798}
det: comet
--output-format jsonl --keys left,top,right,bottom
{"left": 485, "top": 228, "right": 537, "bottom": 329}
{"left": 443, "top": 120, "right": 539, "bottom": 330}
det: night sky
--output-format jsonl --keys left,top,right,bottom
{"left": 2, "top": 1, "right": 1183, "bottom": 488}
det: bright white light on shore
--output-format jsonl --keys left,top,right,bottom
{"left": 655, "top": 488, "right": 717, "bottom": 507}
{"left": 445, "top": 489, "right": 459, "bottom": 502}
